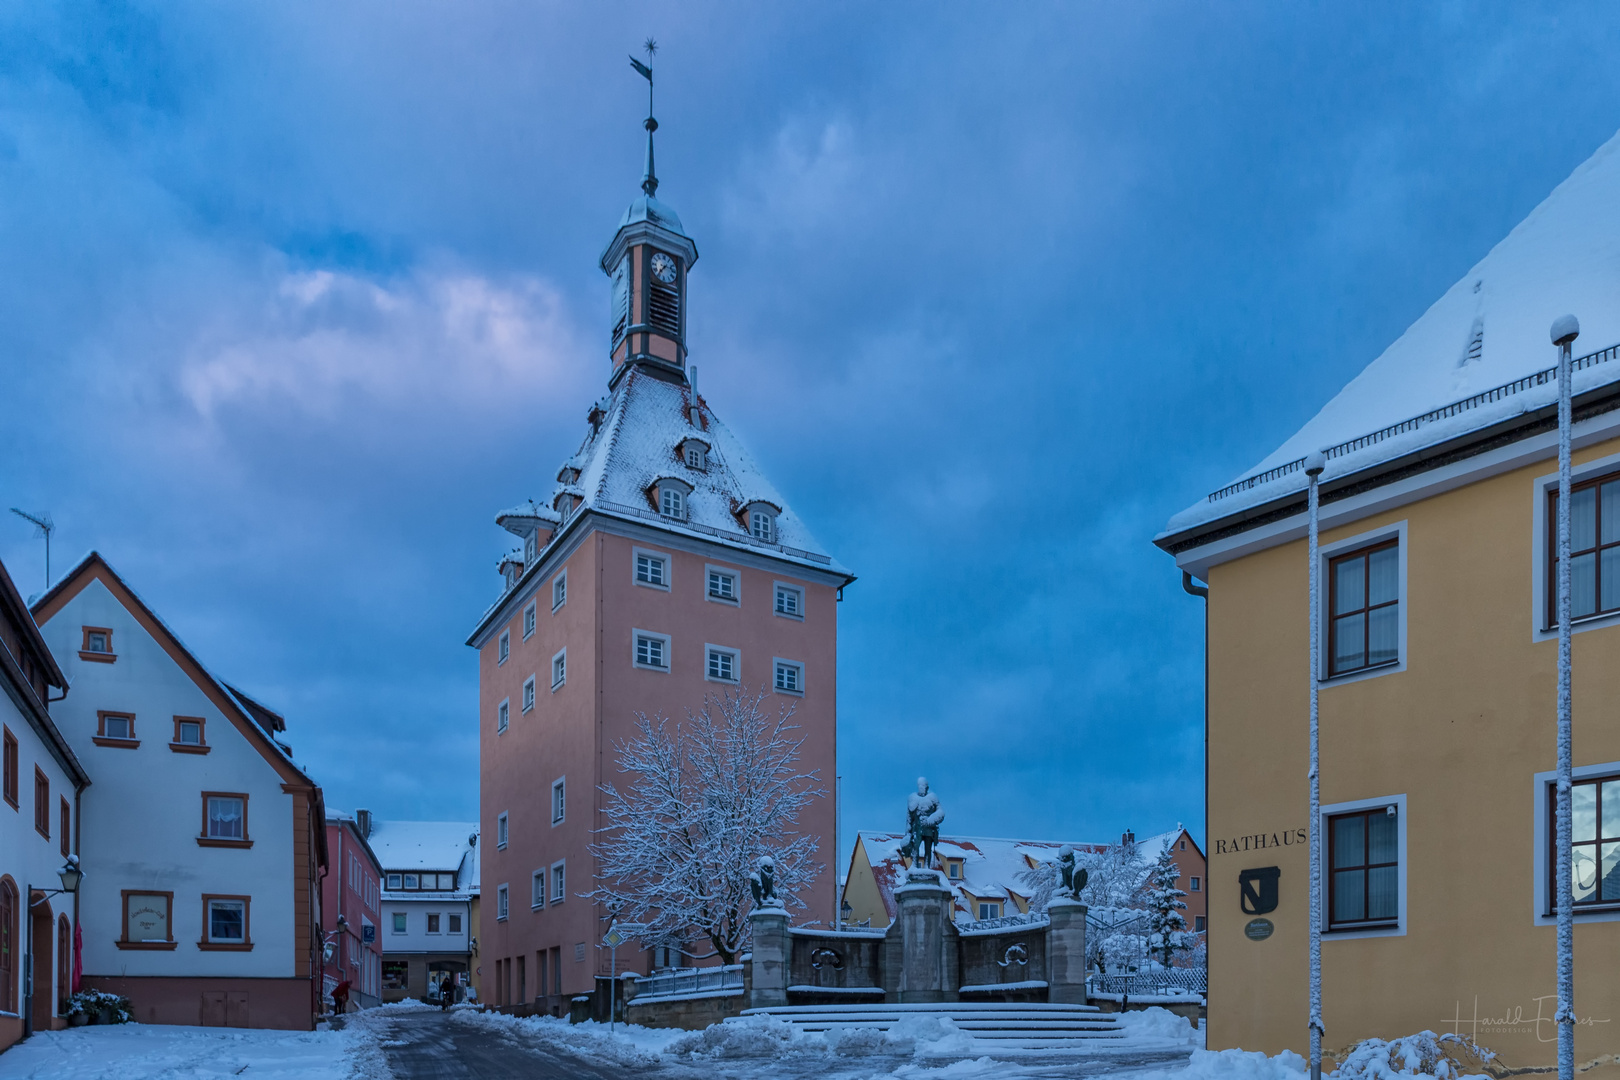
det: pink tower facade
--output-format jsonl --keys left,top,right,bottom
{"left": 467, "top": 112, "right": 853, "bottom": 1013}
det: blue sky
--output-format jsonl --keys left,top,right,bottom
{"left": 4, "top": 3, "right": 1620, "bottom": 862}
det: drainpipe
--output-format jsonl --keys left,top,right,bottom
{"left": 1180, "top": 570, "right": 1208, "bottom": 1025}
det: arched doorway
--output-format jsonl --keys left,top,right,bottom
{"left": 0, "top": 878, "right": 16, "bottom": 1016}
{"left": 29, "top": 893, "right": 53, "bottom": 1035}
{"left": 427, "top": 960, "right": 467, "bottom": 1004}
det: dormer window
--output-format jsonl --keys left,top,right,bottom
{"left": 653, "top": 479, "right": 693, "bottom": 521}
{"left": 750, "top": 510, "right": 775, "bottom": 542}
{"left": 679, "top": 437, "right": 710, "bottom": 472}
{"left": 524, "top": 534, "right": 537, "bottom": 563}
{"left": 947, "top": 859, "right": 964, "bottom": 881}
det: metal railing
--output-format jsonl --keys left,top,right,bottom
{"left": 1088, "top": 968, "right": 1207, "bottom": 997}
{"left": 1206, "top": 342, "right": 1620, "bottom": 504}
{"left": 631, "top": 964, "right": 744, "bottom": 1000}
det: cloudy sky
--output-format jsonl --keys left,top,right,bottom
{"left": 4, "top": 3, "right": 1620, "bottom": 860}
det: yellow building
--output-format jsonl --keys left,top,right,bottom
{"left": 1156, "top": 132, "right": 1620, "bottom": 1073}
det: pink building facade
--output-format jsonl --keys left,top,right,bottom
{"left": 321, "top": 810, "right": 382, "bottom": 1010}
{"left": 467, "top": 116, "right": 852, "bottom": 1012}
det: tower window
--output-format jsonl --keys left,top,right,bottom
{"left": 611, "top": 259, "right": 630, "bottom": 345}
{"left": 647, "top": 260, "right": 680, "bottom": 339}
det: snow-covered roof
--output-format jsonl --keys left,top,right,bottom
{"left": 855, "top": 831, "right": 1112, "bottom": 925}
{"left": 367, "top": 819, "right": 478, "bottom": 875}
{"left": 1163, "top": 127, "right": 1620, "bottom": 543}
{"left": 474, "top": 365, "right": 851, "bottom": 641}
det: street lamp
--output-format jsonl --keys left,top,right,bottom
{"left": 1304, "top": 449, "right": 1327, "bottom": 1080}
{"left": 1550, "top": 314, "right": 1579, "bottom": 1080}
{"left": 24, "top": 856, "right": 83, "bottom": 1039}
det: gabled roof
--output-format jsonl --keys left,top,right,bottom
{"left": 854, "top": 831, "right": 1113, "bottom": 925}
{"left": 31, "top": 551, "right": 316, "bottom": 790}
{"left": 1163, "top": 127, "right": 1620, "bottom": 544}
{"left": 0, "top": 555, "right": 87, "bottom": 788}
{"left": 368, "top": 819, "right": 478, "bottom": 875}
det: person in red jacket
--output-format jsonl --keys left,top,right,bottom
{"left": 331, "top": 979, "right": 351, "bottom": 1015}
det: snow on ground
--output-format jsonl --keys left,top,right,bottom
{"left": 0, "top": 1014, "right": 391, "bottom": 1080}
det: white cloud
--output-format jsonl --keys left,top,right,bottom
{"left": 177, "top": 265, "right": 590, "bottom": 420}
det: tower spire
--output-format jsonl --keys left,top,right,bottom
{"left": 630, "top": 39, "right": 658, "bottom": 197}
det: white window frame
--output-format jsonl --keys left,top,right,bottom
{"left": 523, "top": 601, "right": 536, "bottom": 640}
{"left": 497, "top": 811, "right": 509, "bottom": 849}
{"left": 750, "top": 509, "right": 775, "bottom": 542}
{"left": 633, "top": 629, "right": 671, "bottom": 672}
{"left": 205, "top": 898, "right": 249, "bottom": 944}
{"left": 773, "top": 658, "right": 804, "bottom": 696}
{"left": 552, "top": 777, "right": 565, "bottom": 825}
{"left": 551, "top": 649, "right": 566, "bottom": 690}
{"left": 550, "top": 861, "right": 565, "bottom": 905}
{"left": 1317, "top": 521, "right": 1407, "bottom": 687}
{"left": 1531, "top": 759, "right": 1620, "bottom": 924}
{"left": 706, "top": 565, "right": 740, "bottom": 605}
{"left": 1318, "top": 792, "right": 1407, "bottom": 940}
{"left": 660, "top": 485, "right": 687, "bottom": 520}
{"left": 685, "top": 444, "right": 707, "bottom": 470}
{"left": 552, "top": 570, "right": 568, "bottom": 612}
{"left": 498, "top": 629, "right": 510, "bottom": 665}
{"left": 497, "top": 698, "right": 509, "bottom": 734}
{"left": 705, "top": 644, "right": 740, "bottom": 684}
{"left": 774, "top": 582, "right": 804, "bottom": 620}
{"left": 522, "top": 675, "right": 536, "bottom": 713}
{"left": 633, "top": 547, "right": 671, "bottom": 591}
{"left": 1531, "top": 449, "right": 1620, "bottom": 641}
{"left": 497, "top": 884, "right": 509, "bottom": 921}
{"left": 386, "top": 874, "right": 402, "bottom": 891}
{"left": 977, "top": 901, "right": 1001, "bottom": 920}
{"left": 532, "top": 869, "right": 546, "bottom": 909}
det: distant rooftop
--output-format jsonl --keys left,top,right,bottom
{"left": 367, "top": 819, "right": 478, "bottom": 875}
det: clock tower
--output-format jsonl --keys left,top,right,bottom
{"left": 600, "top": 60, "right": 697, "bottom": 385}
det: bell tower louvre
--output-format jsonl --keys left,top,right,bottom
{"left": 467, "top": 52, "right": 854, "bottom": 1008}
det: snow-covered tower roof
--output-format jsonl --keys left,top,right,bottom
{"left": 1160, "top": 127, "right": 1620, "bottom": 559}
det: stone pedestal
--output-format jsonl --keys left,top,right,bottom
{"left": 896, "top": 869, "right": 955, "bottom": 1004}
{"left": 1046, "top": 898, "right": 1088, "bottom": 1004}
{"left": 747, "top": 906, "right": 790, "bottom": 1009}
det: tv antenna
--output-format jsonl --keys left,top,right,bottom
{"left": 9, "top": 508, "right": 54, "bottom": 590}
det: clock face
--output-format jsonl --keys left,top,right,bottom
{"left": 650, "top": 252, "right": 677, "bottom": 284}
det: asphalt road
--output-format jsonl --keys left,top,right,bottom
{"left": 369, "top": 1009, "right": 1199, "bottom": 1080}
{"left": 372, "top": 1011, "right": 675, "bottom": 1080}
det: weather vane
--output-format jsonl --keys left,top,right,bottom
{"left": 629, "top": 39, "right": 660, "bottom": 196}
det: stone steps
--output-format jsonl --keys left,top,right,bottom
{"left": 734, "top": 1002, "right": 1127, "bottom": 1044}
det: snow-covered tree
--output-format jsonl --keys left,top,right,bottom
{"left": 1144, "top": 842, "right": 1190, "bottom": 967}
{"left": 1016, "top": 835, "right": 1144, "bottom": 915}
{"left": 588, "top": 687, "right": 825, "bottom": 965}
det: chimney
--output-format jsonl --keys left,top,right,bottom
{"left": 355, "top": 809, "right": 372, "bottom": 839}
{"left": 1122, "top": 829, "right": 1135, "bottom": 845}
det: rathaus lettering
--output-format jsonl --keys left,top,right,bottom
{"left": 1214, "top": 829, "right": 1306, "bottom": 855}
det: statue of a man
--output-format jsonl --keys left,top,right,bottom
{"left": 901, "top": 777, "right": 945, "bottom": 868}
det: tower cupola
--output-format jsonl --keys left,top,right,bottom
{"left": 601, "top": 44, "right": 698, "bottom": 386}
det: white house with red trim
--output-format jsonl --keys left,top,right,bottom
{"left": 0, "top": 554, "right": 90, "bottom": 1052}
{"left": 30, "top": 553, "right": 326, "bottom": 1030}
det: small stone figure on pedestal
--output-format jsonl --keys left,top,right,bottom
{"left": 899, "top": 777, "right": 945, "bottom": 877}
{"left": 749, "top": 855, "right": 783, "bottom": 909}
{"left": 1055, "top": 845, "right": 1089, "bottom": 900}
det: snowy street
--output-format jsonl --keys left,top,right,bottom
{"left": 0, "top": 1004, "right": 1235, "bottom": 1080}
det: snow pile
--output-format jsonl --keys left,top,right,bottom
{"left": 1334, "top": 1031, "right": 1495, "bottom": 1080}
{"left": 1179, "top": 1047, "right": 1309, "bottom": 1080}
{"left": 0, "top": 1021, "right": 384, "bottom": 1080}
{"left": 666, "top": 1012, "right": 826, "bottom": 1059}
{"left": 447, "top": 1008, "right": 681, "bottom": 1066}
{"left": 880, "top": 1013, "right": 977, "bottom": 1056}
{"left": 1116, "top": 1005, "right": 1203, "bottom": 1043}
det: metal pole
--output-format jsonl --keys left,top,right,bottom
{"left": 1305, "top": 451, "right": 1326, "bottom": 1080}
{"left": 1551, "top": 314, "right": 1579, "bottom": 1080}
{"left": 610, "top": 941, "right": 617, "bottom": 1033}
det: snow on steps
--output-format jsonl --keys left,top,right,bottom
{"left": 733, "top": 1001, "right": 1126, "bottom": 1048}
